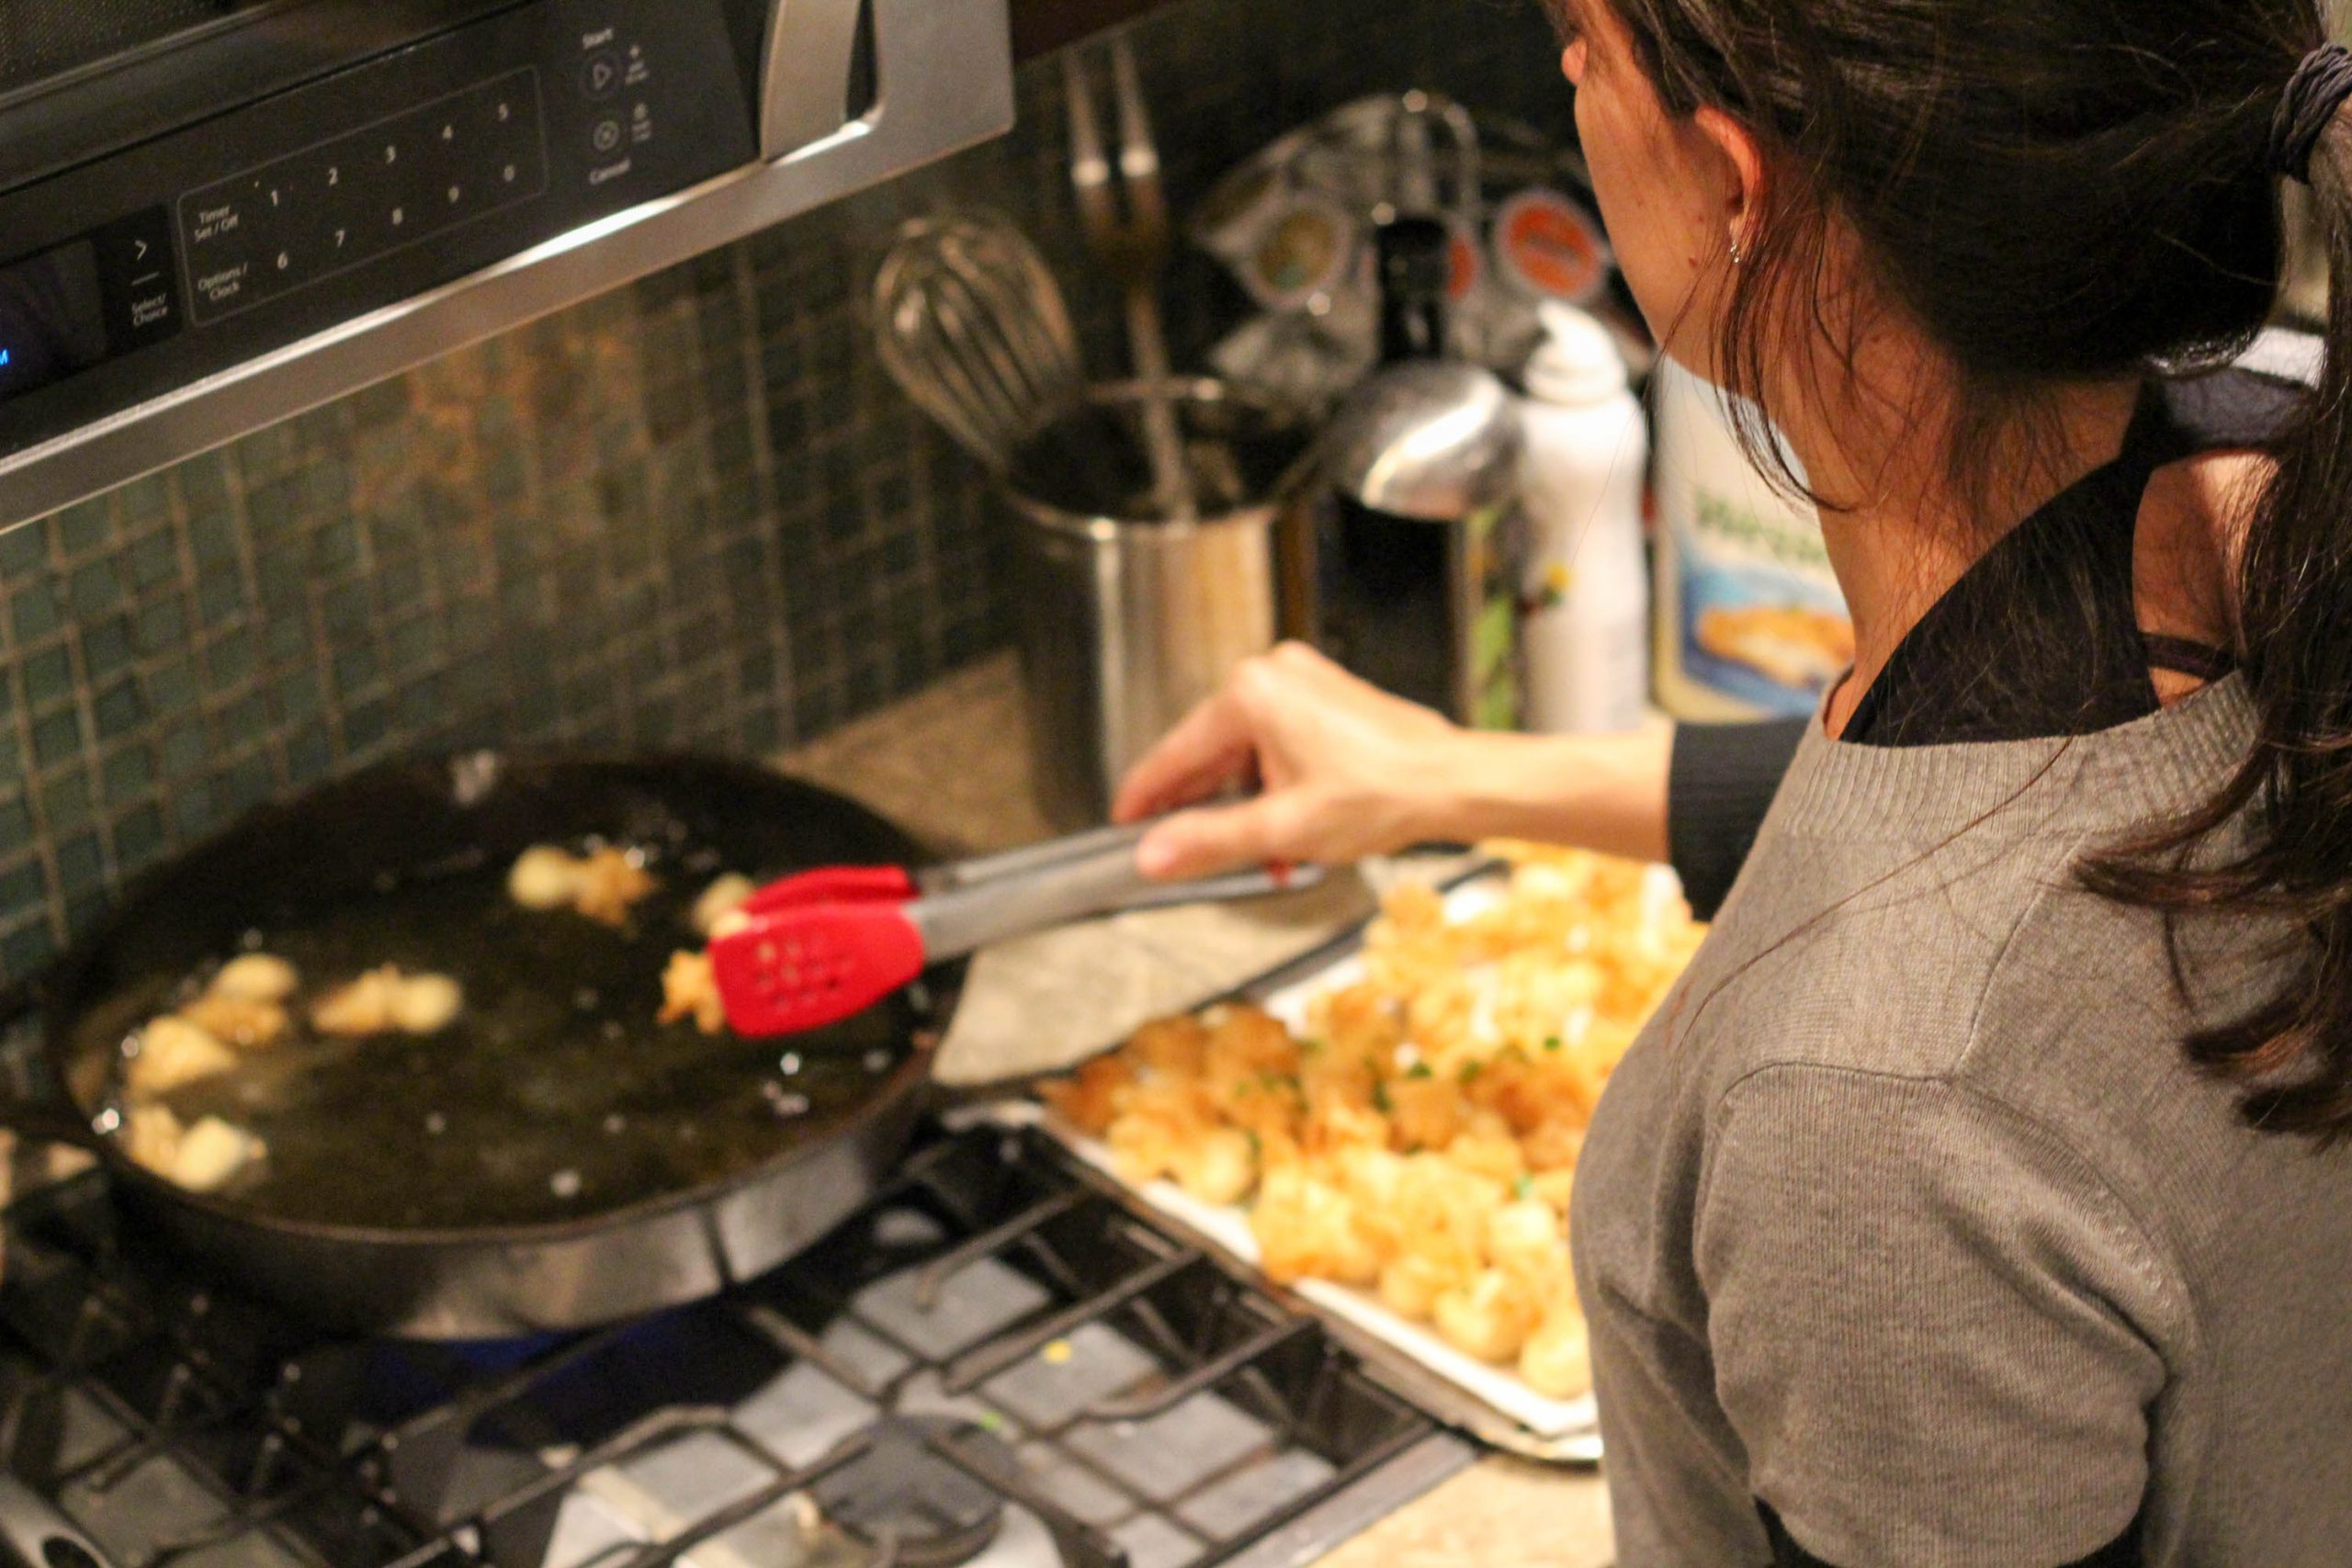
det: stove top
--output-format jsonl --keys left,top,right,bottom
{"left": 0, "top": 1126, "right": 1472, "bottom": 1568}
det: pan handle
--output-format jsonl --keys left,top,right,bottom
{"left": 0, "top": 1472, "right": 116, "bottom": 1568}
{"left": 0, "top": 987, "right": 108, "bottom": 1162}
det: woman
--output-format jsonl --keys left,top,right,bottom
{"left": 1116, "top": 3, "right": 2352, "bottom": 1563}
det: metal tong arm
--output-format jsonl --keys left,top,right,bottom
{"left": 908, "top": 834, "right": 1321, "bottom": 963}
{"left": 746, "top": 822, "right": 1153, "bottom": 916}
{"left": 928, "top": 821, "right": 1153, "bottom": 890}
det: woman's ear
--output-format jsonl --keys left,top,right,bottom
{"left": 1692, "top": 106, "right": 1765, "bottom": 257}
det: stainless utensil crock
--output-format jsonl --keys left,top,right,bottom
{"left": 1001, "top": 379, "right": 1311, "bottom": 829}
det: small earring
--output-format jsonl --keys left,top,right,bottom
{"left": 1729, "top": 234, "right": 1747, "bottom": 266}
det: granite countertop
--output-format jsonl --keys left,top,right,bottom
{"left": 783, "top": 652, "right": 1618, "bottom": 1568}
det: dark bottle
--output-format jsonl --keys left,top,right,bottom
{"left": 1376, "top": 217, "right": 1453, "bottom": 365}
{"left": 1317, "top": 220, "right": 1525, "bottom": 728}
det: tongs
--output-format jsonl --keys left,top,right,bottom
{"left": 710, "top": 823, "right": 1321, "bottom": 1038}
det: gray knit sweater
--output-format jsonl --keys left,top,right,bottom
{"left": 1571, "top": 676, "right": 2352, "bottom": 1567}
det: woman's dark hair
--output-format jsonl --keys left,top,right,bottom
{"left": 1564, "top": 0, "right": 2352, "bottom": 1139}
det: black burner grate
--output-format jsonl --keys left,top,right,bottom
{"left": 0, "top": 1126, "right": 1466, "bottom": 1568}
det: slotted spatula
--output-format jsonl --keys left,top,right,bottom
{"left": 709, "top": 823, "right": 1317, "bottom": 1038}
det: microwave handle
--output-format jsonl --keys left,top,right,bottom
{"left": 761, "top": 0, "right": 870, "bottom": 161}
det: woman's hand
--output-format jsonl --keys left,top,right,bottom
{"left": 1114, "top": 642, "right": 1677, "bottom": 880}
{"left": 1114, "top": 643, "right": 1464, "bottom": 879}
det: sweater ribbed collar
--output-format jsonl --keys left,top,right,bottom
{"left": 1770, "top": 675, "right": 2257, "bottom": 841}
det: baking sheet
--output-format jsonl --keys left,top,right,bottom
{"left": 1027, "top": 866, "right": 1684, "bottom": 1445}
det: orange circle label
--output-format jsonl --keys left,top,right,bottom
{"left": 1497, "top": 191, "right": 1608, "bottom": 302}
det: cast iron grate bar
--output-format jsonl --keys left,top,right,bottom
{"left": 1086, "top": 1317, "right": 1318, "bottom": 1424}
{"left": 938, "top": 1248, "right": 1204, "bottom": 1395}
{"left": 912, "top": 1187, "right": 1094, "bottom": 1310}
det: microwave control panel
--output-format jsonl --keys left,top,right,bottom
{"left": 0, "top": 0, "right": 756, "bottom": 456}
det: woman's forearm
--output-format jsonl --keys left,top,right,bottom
{"left": 1406, "top": 723, "right": 1676, "bottom": 863}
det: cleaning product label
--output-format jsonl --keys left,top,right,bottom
{"left": 1651, "top": 364, "right": 1850, "bottom": 719}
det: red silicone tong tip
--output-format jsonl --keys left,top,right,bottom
{"left": 742, "top": 864, "right": 918, "bottom": 916}
{"left": 709, "top": 902, "right": 929, "bottom": 1038}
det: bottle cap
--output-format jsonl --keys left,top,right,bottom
{"left": 1524, "top": 300, "right": 1629, "bottom": 406}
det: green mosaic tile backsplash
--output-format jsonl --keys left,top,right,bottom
{"left": 0, "top": 0, "right": 1566, "bottom": 980}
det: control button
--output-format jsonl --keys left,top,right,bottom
{"left": 187, "top": 200, "right": 241, "bottom": 245}
{"left": 591, "top": 118, "right": 624, "bottom": 155}
{"left": 95, "top": 207, "right": 181, "bottom": 348}
{"left": 582, "top": 51, "right": 623, "bottom": 100}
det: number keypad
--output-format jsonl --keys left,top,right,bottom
{"left": 179, "top": 70, "right": 549, "bottom": 323}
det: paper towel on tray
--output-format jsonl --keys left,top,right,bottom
{"left": 931, "top": 852, "right": 1478, "bottom": 1087}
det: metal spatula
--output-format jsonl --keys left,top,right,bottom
{"left": 709, "top": 824, "right": 1319, "bottom": 1037}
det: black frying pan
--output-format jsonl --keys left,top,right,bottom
{"left": 0, "top": 750, "right": 959, "bottom": 1338}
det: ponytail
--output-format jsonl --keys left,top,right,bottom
{"left": 2082, "top": 79, "right": 2352, "bottom": 1142}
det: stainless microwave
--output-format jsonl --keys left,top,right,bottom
{"left": 0, "top": 0, "right": 1012, "bottom": 524}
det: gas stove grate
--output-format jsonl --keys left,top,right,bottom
{"left": 0, "top": 1126, "right": 1466, "bottom": 1568}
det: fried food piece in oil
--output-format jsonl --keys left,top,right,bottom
{"left": 508, "top": 844, "right": 660, "bottom": 926}
{"left": 660, "top": 951, "right": 728, "bottom": 1034}
{"left": 311, "top": 966, "right": 464, "bottom": 1038}
{"left": 126, "top": 1017, "right": 239, "bottom": 1097}
{"left": 177, "top": 992, "right": 290, "bottom": 1051}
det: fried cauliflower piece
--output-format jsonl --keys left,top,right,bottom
{"left": 312, "top": 966, "right": 463, "bottom": 1038}
{"left": 177, "top": 991, "right": 289, "bottom": 1051}
{"left": 660, "top": 950, "right": 728, "bottom": 1034}
{"left": 1519, "top": 1298, "right": 1593, "bottom": 1400}
{"left": 169, "top": 1117, "right": 270, "bottom": 1194}
{"left": 1170, "top": 1126, "right": 1258, "bottom": 1206}
{"left": 121, "top": 1103, "right": 267, "bottom": 1194}
{"left": 573, "top": 847, "right": 659, "bottom": 926}
{"left": 509, "top": 844, "right": 659, "bottom": 925}
{"left": 126, "top": 1017, "right": 240, "bottom": 1097}
{"left": 1252, "top": 1163, "right": 1382, "bottom": 1288}
{"left": 123, "top": 1103, "right": 186, "bottom": 1171}
{"left": 1378, "top": 1250, "right": 1466, "bottom": 1322}
{"left": 1433, "top": 1267, "right": 1544, "bottom": 1363}
{"left": 1126, "top": 1013, "right": 1210, "bottom": 1077}
{"left": 509, "top": 845, "right": 583, "bottom": 910}
{"left": 1103, "top": 1077, "right": 1216, "bottom": 1189}
{"left": 211, "top": 953, "right": 299, "bottom": 1004}
{"left": 392, "top": 973, "right": 464, "bottom": 1035}
{"left": 1039, "top": 1055, "right": 1136, "bottom": 1136}
{"left": 173, "top": 953, "right": 301, "bottom": 1050}
{"left": 692, "top": 874, "right": 758, "bottom": 938}
{"left": 1485, "top": 1197, "right": 1569, "bottom": 1293}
